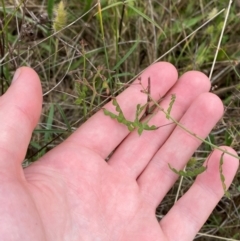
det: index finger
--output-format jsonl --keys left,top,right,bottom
{"left": 66, "top": 62, "right": 178, "bottom": 158}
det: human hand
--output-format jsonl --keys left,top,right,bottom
{"left": 0, "top": 62, "right": 238, "bottom": 241}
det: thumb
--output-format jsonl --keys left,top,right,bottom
{"left": 0, "top": 67, "right": 42, "bottom": 170}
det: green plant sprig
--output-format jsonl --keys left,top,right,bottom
{"left": 103, "top": 94, "right": 211, "bottom": 180}
{"left": 149, "top": 95, "right": 239, "bottom": 160}
{"left": 148, "top": 94, "right": 237, "bottom": 196}
{"left": 103, "top": 98, "right": 158, "bottom": 135}
{"left": 103, "top": 76, "right": 237, "bottom": 197}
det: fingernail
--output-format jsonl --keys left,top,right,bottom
{"left": 12, "top": 68, "right": 21, "bottom": 83}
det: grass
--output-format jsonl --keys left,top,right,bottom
{"left": 0, "top": 0, "right": 240, "bottom": 239}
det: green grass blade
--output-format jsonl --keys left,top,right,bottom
{"left": 47, "top": 0, "right": 55, "bottom": 19}
{"left": 96, "top": 1, "right": 110, "bottom": 80}
{"left": 83, "top": 0, "right": 94, "bottom": 12}
{"left": 100, "top": 0, "right": 136, "bottom": 12}
{"left": 113, "top": 40, "right": 139, "bottom": 70}
{"left": 127, "top": 5, "right": 166, "bottom": 37}
{"left": 34, "top": 129, "right": 66, "bottom": 133}
{"left": 45, "top": 104, "right": 54, "bottom": 142}
{"left": 56, "top": 103, "right": 72, "bottom": 132}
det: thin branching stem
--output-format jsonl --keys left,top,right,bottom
{"left": 149, "top": 96, "right": 239, "bottom": 160}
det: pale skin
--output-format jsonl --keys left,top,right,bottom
{"left": 0, "top": 62, "right": 238, "bottom": 241}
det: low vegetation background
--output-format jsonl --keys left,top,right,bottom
{"left": 0, "top": 0, "right": 239, "bottom": 240}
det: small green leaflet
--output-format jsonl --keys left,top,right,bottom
{"left": 166, "top": 94, "right": 176, "bottom": 119}
{"left": 169, "top": 153, "right": 230, "bottom": 198}
{"left": 103, "top": 98, "right": 158, "bottom": 135}
{"left": 219, "top": 153, "right": 230, "bottom": 199}
{"left": 168, "top": 163, "right": 207, "bottom": 177}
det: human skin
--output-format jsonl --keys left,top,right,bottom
{"left": 0, "top": 62, "right": 238, "bottom": 241}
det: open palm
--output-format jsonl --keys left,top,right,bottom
{"left": 0, "top": 62, "right": 238, "bottom": 241}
